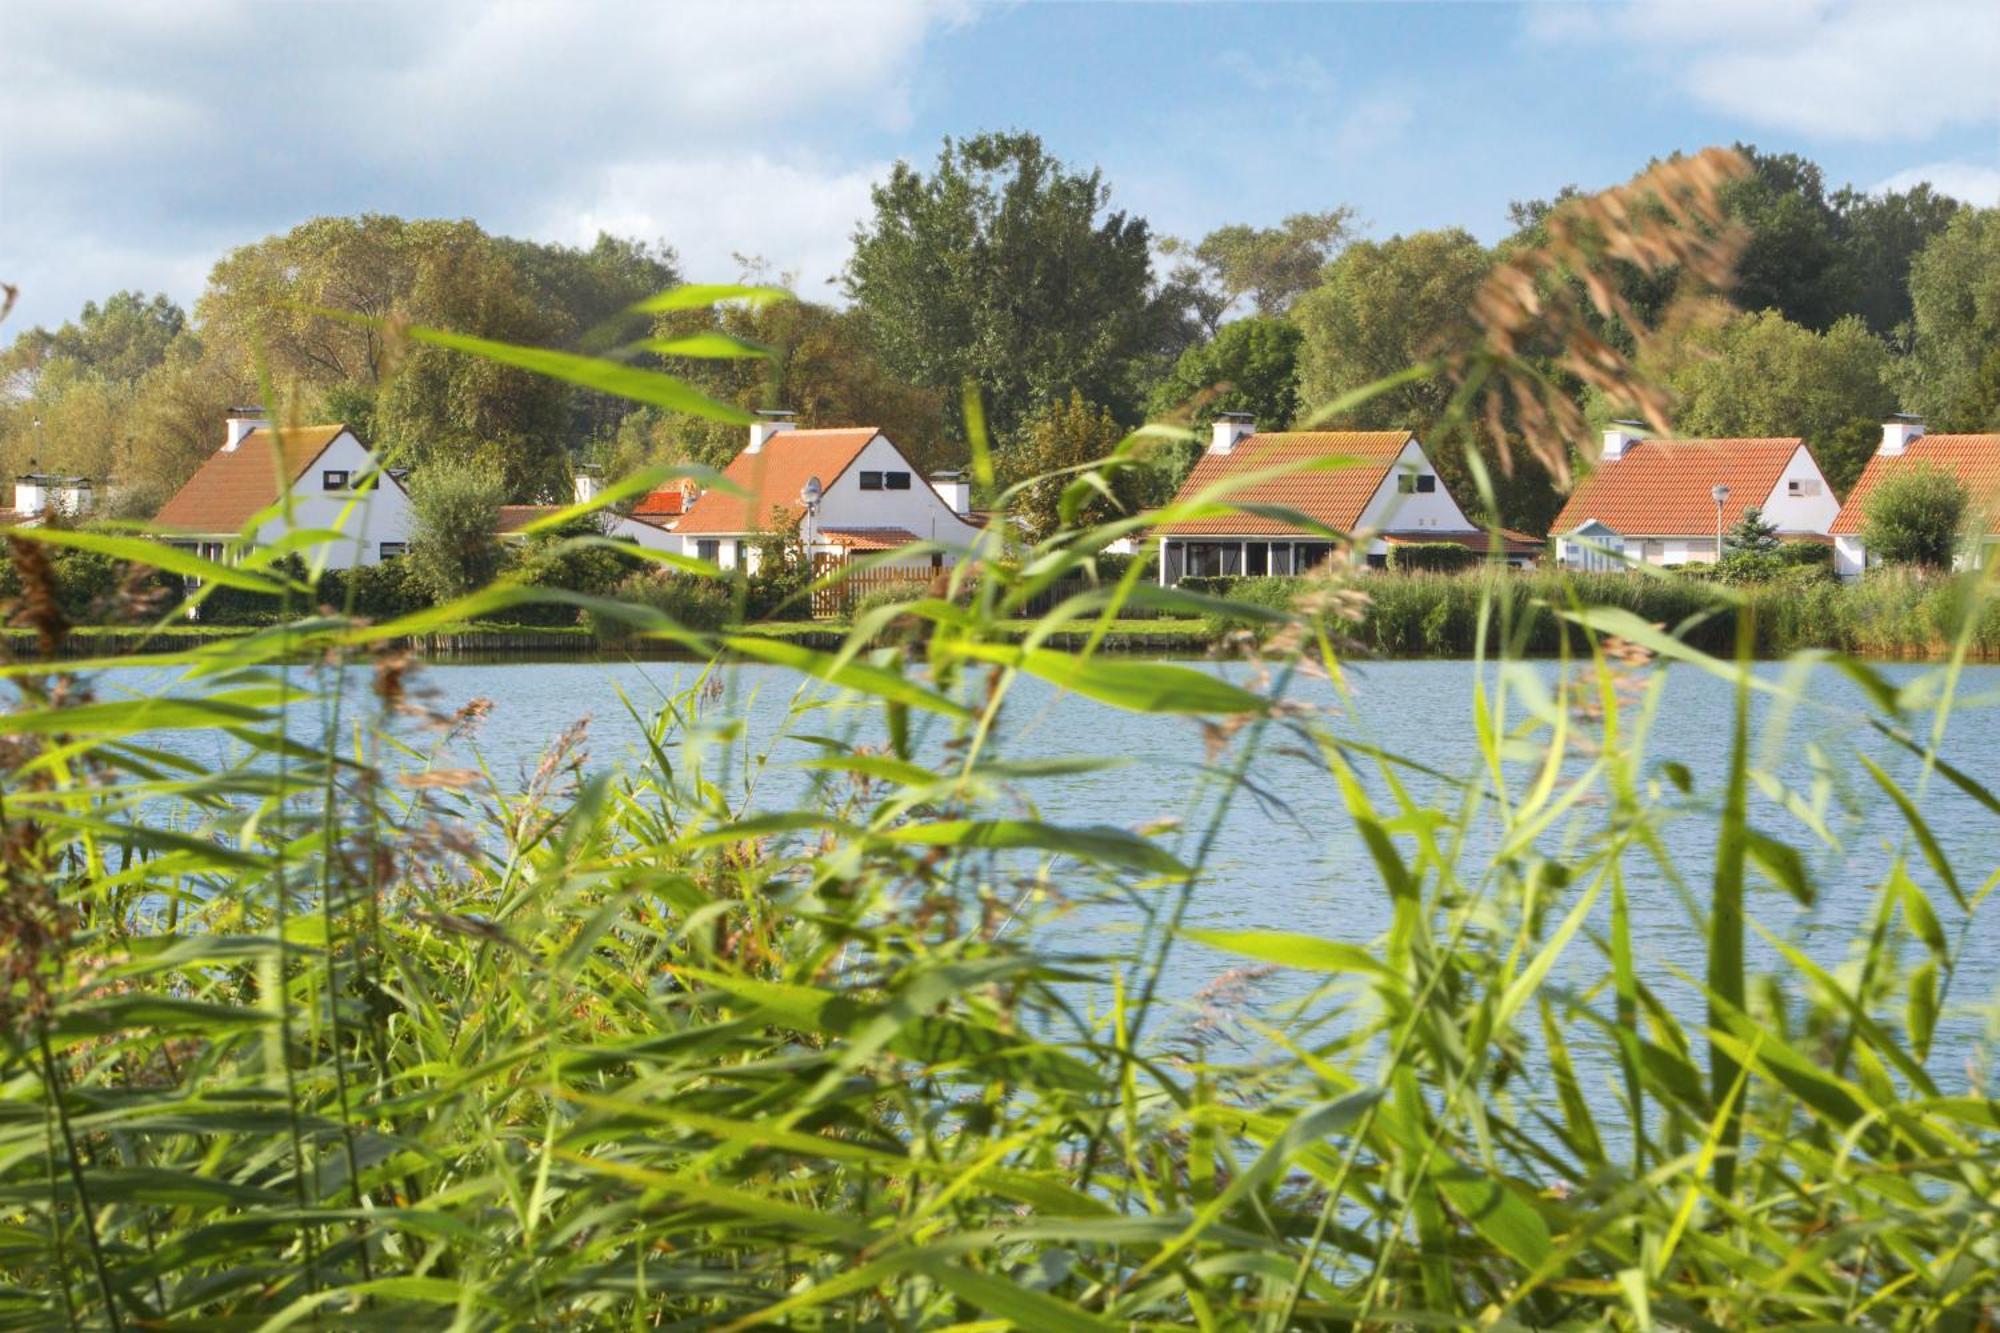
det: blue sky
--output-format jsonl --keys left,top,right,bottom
{"left": 4, "top": 1, "right": 1998, "bottom": 331}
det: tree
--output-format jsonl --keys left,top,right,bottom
{"left": 844, "top": 133, "right": 1171, "bottom": 447}
{"left": 1724, "top": 504, "right": 1780, "bottom": 554}
{"left": 1001, "top": 391, "right": 1142, "bottom": 541}
{"left": 1164, "top": 211, "right": 1353, "bottom": 320}
{"left": 1721, "top": 146, "right": 1851, "bottom": 332}
{"left": 3, "top": 291, "right": 186, "bottom": 387}
{"left": 1291, "top": 228, "right": 1491, "bottom": 429}
{"left": 1898, "top": 207, "right": 2000, "bottom": 433}
{"left": 1660, "top": 310, "right": 1895, "bottom": 492}
{"left": 405, "top": 457, "right": 507, "bottom": 600}
{"left": 1831, "top": 182, "right": 1962, "bottom": 336}
{"left": 1862, "top": 466, "right": 1969, "bottom": 570}
{"left": 1147, "top": 317, "right": 1302, "bottom": 429}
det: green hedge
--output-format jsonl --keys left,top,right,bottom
{"left": 1387, "top": 541, "right": 1479, "bottom": 573}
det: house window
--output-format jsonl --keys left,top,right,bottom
{"left": 378, "top": 541, "right": 407, "bottom": 559}
{"left": 858, "top": 471, "right": 884, "bottom": 490}
{"left": 1398, "top": 472, "right": 1438, "bottom": 494}
{"left": 1295, "top": 542, "right": 1332, "bottom": 571}
{"left": 1416, "top": 474, "right": 1436, "bottom": 493}
{"left": 1245, "top": 542, "right": 1269, "bottom": 576}
{"left": 1270, "top": 543, "right": 1293, "bottom": 576}
{"left": 884, "top": 471, "right": 911, "bottom": 490}
{"left": 1788, "top": 478, "right": 1820, "bottom": 497}
{"left": 696, "top": 539, "right": 719, "bottom": 563}
{"left": 323, "top": 469, "right": 351, "bottom": 491}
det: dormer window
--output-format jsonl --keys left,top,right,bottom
{"left": 322, "top": 469, "right": 350, "bottom": 491}
{"left": 859, "top": 471, "right": 884, "bottom": 490}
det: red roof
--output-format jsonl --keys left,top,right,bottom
{"left": 153, "top": 425, "right": 351, "bottom": 534}
{"left": 632, "top": 487, "right": 687, "bottom": 518}
{"left": 675, "top": 429, "right": 880, "bottom": 536}
{"left": 496, "top": 505, "right": 559, "bottom": 534}
{"left": 1829, "top": 435, "right": 2000, "bottom": 536}
{"left": 1551, "top": 438, "right": 1811, "bottom": 538}
{"left": 1159, "top": 431, "right": 1419, "bottom": 536}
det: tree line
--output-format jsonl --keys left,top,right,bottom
{"left": 4, "top": 135, "right": 1997, "bottom": 536}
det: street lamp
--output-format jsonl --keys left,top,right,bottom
{"left": 800, "top": 475, "right": 823, "bottom": 555}
{"left": 1711, "top": 483, "right": 1730, "bottom": 562}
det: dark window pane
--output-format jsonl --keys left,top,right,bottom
{"left": 859, "top": 472, "right": 884, "bottom": 490}
{"left": 1416, "top": 474, "right": 1437, "bottom": 493}
{"left": 323, "top": 469, "right": 349, "bottom": 491}
{"left": 884, "top": 471, "right": 911, "bottom": 490}
{"left": 1245, "top": 542, "right": 1269, "bottom": 576}
{"left": 1270, "top": 543, "right": 1292, "bottom": 575}
{"left": 1220, "top": 544, "right": 1242, "bottom": 576}
{"left": 697, "top": 539, "right": 719, "bottom": 562}
{"left": 1297, "top": 542, "right": 1332, "bottom": 571}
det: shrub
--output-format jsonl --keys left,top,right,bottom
{"left": 588, "top": 568, "right": 732, "bottom": 644}
{"left": 1387, "top": 541, "right": 1478, "bottom": 573}
{"left": 1862, "top": 465, "right": 1969, "bottom": 569}
{"left": 0, "top": 544, "right": 185, "bottom": 622}
{"left": 406, "top": 457, "right": 508, "bottom": 600}
{"left": 320, "top": 557, "right": 429, "bottom": 622}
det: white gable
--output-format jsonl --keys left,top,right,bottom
{"left": 251, "top": 429, "right": 414, "bottom": 570}
{"left": 1354, "top": 438, "right": 1480, "bottom": 535}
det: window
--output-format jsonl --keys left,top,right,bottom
{"left": 322, "top": 469, "right": 350, "bottom": 491}
{"left": 1397, "top": 472, "right": 1439, "bottom": 494}
{"left": 378, "top": 541, "right": 407, "bottom": 559}
{"left": 1417, "top": 474, "right": 1436, "bottom": 493}
{"left": 1296, "top": 542, "right": 1332, "bottom": 571}
{"left": 1270, "top": 543, "right": 1293, "bottom": 576}
{"left": 696, "top": 538, "right": 719, "bottom": 563}
{"left": 1788, "top": 478, "right": 1820, "bottom": 497}
{"left": 1245, "top": 542, "right": 1269, "bottom": 576}
{"left": 858, "top": 471, "right": 884, "bottom": 490}
{"left": 884, "top": 471, "right": 911, "bottom": 490}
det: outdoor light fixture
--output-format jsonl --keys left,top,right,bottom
{"left": 801, "top": 475, "right": 823, "bottom": 551}
{"left": 1712, "top": 483, "right": 1730, "bottom": 561}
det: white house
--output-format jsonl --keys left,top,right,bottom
{"left": 496, "top": 473, "right": 688, "bottom": 552}
{"left": 670, "top": 412, "right": 985, "bottom": 570}
{"left": 1551, "top": 424, "right": 1839, "bottom": 570}
{"left": 1830, "top": 416, "right": 2000, "bottom": 578}
{"left": 0, "top": 472, "right": 96, "bottom": 527}
{"left": 153, "top": 410, "right": 413, "bottom": 569}
{"left": 1155, "top": 415, "right": 1541, "bottom": 582}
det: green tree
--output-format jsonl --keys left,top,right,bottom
{"left": 1898, "top": 207, "right": 2000, "bottom": 432}
{"left": 1721, "top": 146, "right": 1852, "bottom": 332}
{"left": 1147, "top": 317, "right": 1302, "bottom": 428}
{"left": 1661, "top": 310, "right": 1895, "bottom": 492}
{"left": 1724, "top": 504, "right": 1780, "bottom": 554}
{"left": 844, "top": 132, "right": 1175, "bottom": 447}
{"left": 1831, "top": 182, "right": 1962, "bottom": 336}
{"left": 3, "top": 291, "right": 186, "bottom": 387}
{"left": 1164, "top": 210, "right": 1353, "bottom": 321}
{"left": 1001, "top": 391, "right": 1141, "bottom": 541}
{"left": 1862, "top": 466, "right": 1969, "bottom": 569}
{"left": 1291, "top": 228, "right": 1491, "bottom": 429}
{"left": 406, "top": 457, "right": 507, "bottom": 600}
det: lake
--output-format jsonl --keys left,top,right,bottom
{"left": 102, "top": 652, "right": 2000, "bottom": 1084}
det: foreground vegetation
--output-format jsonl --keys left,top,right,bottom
{"left": 4, "top": 157, "right": 1998, "bottom": 1327}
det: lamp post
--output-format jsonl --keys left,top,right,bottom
{"left": 1712, "top": 483, "right": 1730, "bottom": 562}
{"left": 800, "top": 475, "right": 823, "bottom": 558}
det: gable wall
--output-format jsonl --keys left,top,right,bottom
{"left": 250, "top": 431, "right": 413, "bottom": 569}
{"left": 1353, "top": 439, "right": 1479, "bottom": 535}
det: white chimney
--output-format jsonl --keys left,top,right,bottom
{"left": 1602, "top": 420, "right": 1645, "bottom": 463}
{"left": 747, "top": 409, "right": 797, "bottom": 454}
{"left": 14, "top": 476, "right": 47, "bottom": 517}
{"left": 1210, "top": 412, "right": 1255, "bottom": 455}
{"left": 929, "top": 470, "right": 971, "bottom": 516}
{"left": 1880, "top": 413, "right": 1925, "bottom": 457}
{"left": 223, "top": 407, "right": 267, "bottom": 452}
{"left": 572, "top": 467, "right": 602, "bottom": 506}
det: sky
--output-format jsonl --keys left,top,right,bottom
{"left": 3, "top": 0, "right": 1998, "bottom": 333}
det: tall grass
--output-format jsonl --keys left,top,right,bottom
{"left": 5, "top": 159, "right": 1998, "bottom": 1323}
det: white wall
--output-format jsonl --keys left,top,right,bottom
{"left": 1834, "top": 535, "right": 1867, "bottom": 579}
{"left": 605, "top": 513, "right": 679, "bottom": 553}
{"left": 250, "top": 431, "right": 414, "bottom": 570}
{"left": 814, "top": 434, "right": 985, "bottom": 548}
{"left": 1354, "top": 439, "right": 1479, "bottom": 552}
{"left": 1760, "top": 446, "right": 1842, "bottom": 534}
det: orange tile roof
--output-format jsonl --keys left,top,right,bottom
{"left": 631, "top": 487, "right": 688, "bottom": 518}
{"left": 1551, "top": 438, "right": 1810, "bottom": 538}
{"left": 1158, "top": 431, "right": 1417, "bottom": 536}
{"left": 675, "top": 429, "right": 880, "bottom": 536}
{"left": 819, "top": 527, "right": 921, "bottom": 551}
{"left": 1829, "top": 434, "right": 2000, "bottom": 535}
{"left": 153, "top": 425, "right": 352, "bottom": 534}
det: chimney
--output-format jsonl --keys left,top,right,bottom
{"left": 1602, "top": 420, "right": 1646, "bottom": 463}
{"left": 223, "top": 407, "right": 267, "bottom": 452}
{"left": 747, "top": 408, "right": 796, "bottom": 454}
{"left": 13, "top": 476, "right": 46, "bottom": 518}
{"left": 1210, "top": 412, "right": 1255, "bottom": 455}
{"left": 929, "top": 470, "right": 970, "bottom": 516}
{"left": 572, "top": 466, "right": 602, "bottom": 506}
{"left": 1880, "top": 413, "right": 1925, "bottom": 457}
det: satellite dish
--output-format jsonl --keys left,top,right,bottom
{"left": 801, "top": 475, "right": 823, "bottom": 507}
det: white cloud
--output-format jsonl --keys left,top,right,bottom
{"left": 1527, "top": 0, "right": 2000, "bottom": 142}
{"left": 1871, "top": 161, "right": 2000, "bottom": 205}
{"left": 553, "top": 153, "right": 890, "bottom": 291}
{"left": 0, "top": 0, "right": 962, "bottom": 329}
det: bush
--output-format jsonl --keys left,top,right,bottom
{"left": 0, "top": 543, "right": 185, "bottom": 623}
{"left": 1387, "top": 541, "right": 1478, "bottom": 573}
{"left": 406, "top": 458, "right": 507, "bottom": 600}
{"left": 320, "top": 557, "right": 429, "bottom": 622}
{"left": 500, "top": 522, "right": 643, "bottom": 627}
{"left": 1862, "top": 466, "right": 1969, "bottom": 569}
{"left": 588, "top": 569, "right": 732, "bottom": 644}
